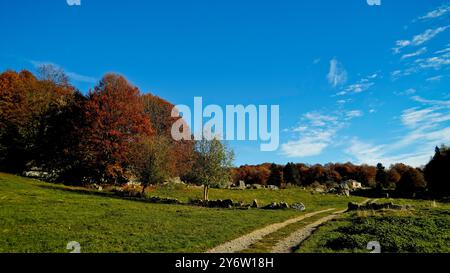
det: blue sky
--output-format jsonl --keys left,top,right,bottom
{"left": 1, "top": 0, "right": 449, "bottom": 167}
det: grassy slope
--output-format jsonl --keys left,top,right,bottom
{"left": 0, "top": 173, "right": 362, "bottom": 253}
{"left": 152, "top": 185, "right": 362, "bottom": 211}
{"left": 297, "top": 199, "right": 450, "bottom": 253}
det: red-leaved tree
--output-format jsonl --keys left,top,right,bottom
{"left": 79, "top": 74, "right": 153, "bottom": 183}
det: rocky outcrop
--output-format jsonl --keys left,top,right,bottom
{"left": 347, "top": 201, "right": 410, "bottom": 211}
{"left": 291, "top": 203, "right": 306, "bottom": 211}
{"left": 147, "top": 196, "right": 181, "bottom": 204}
{"left": 263, "top": 202, "right": 290, "bottom": 210}
{"left": 189, "top": 199, "right": 251, "bottom": 209}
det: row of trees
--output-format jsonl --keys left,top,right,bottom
{"left": 1, "top": 68, "right": 448, "bottom": 198}
{"left": 233, "top": 147, "right": 449, "bottom": 196}
{"left": 233, "top": 162, "right": 378, "bottom": 188}
{"left": 0, "top": 68, "right": 234, "bottom": 200}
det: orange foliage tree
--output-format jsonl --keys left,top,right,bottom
{"left": 79, "top": 74, "right": 153, "bottom": 183}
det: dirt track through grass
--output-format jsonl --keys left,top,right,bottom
{"left": 206, "top": 208, "right": 336, "bottom": 253}
{"left": 270, "top": 199, "right": 372, "bottom": 253}
{"left": 270, "top": 209, "right": 346, "bottom": 253}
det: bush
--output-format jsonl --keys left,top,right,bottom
{"left": 111, "top": 184, "right": 144, "bottom": 198}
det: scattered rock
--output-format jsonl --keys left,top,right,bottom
{"left": 347, "top": 202, "right": 360, "bottom": 211}
{"left": 263, "top": 202, "right": 290, "bottom": 210}
{"left": 237, "top": 181, "right": 246, "bottom": 190}
{"left": 291, "top": 203, "right": 306, "bottom": 211}
{"left": 188, "top": 199, "right": 249, "bottom": 209}
{"left": 267, "top": 185, "right": 280, "bottom": 190}
{"left": 148, "top": 196, "right": 180, "bottom": 204}
{"left": 164, "top": 177, "right": 185, "bottom": 185}
{"left": 337, "top": 183, "right": 351, "bottom": 196}
{"left": 347, "top": 201, "right": 410, "bottom": 211}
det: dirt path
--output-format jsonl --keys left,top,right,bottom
{"left": 270, "top": 209, "right": 346, "bottom": 253}
{"left": 206, "top": 208, "right": 336, "bottom": 253}
{"left": 270, "top": 199, "right": 372, "bottom": 253}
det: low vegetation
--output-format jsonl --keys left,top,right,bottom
{"left": 297, "top": 199, "right": 450, "bottom": 253}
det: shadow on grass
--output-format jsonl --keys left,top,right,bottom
{"left": 352, "top": 188, "right": 450, "bottom": 203}
{"left": 35, "top": 184, "right": 185, "bottom": 206}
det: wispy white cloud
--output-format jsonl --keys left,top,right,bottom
{"left": 401, "top": 47, "right": 427, "bottom": 59}
{"left": 346, "top": 96, "right": 450, "bottom": 167}
{"left": 418, "top": 4, "right": 450, "bottom": 20}
{"left": 346, "top": 110, "right": 363, "bottom": 118}
{"left": 281, "top": 110, "right": 362, "bottom": 158}
{"left": 395, "top": 88, "right": 416, "bottom": 96}
{"left": 415, "top": 52, "right": 450, "bottom": 70}
{"left": 392, "top": 44, "right": 450, "bottom": 79}
{"left": 327, "top": 58, "right": 347, "bottom": 88}
{"left": 435, "top": 44, "right": 450, "bottom": 54}
{"left": 393, "top": 26, "right": 448, "bottom": 54}
{"left": 346, "top": 139, "right": 434, "bottom": 167}
{"left": 426, "top": 75, "right": 443, "bottom": 82}
{"left": 337, "top": 73, "right": 378, "bottom": 96}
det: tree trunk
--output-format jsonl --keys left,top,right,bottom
{"left": 141, "top": 184, "right": 147, "bottom": 197}
{"left": 203, "top": 185, "right": 209, "bottom": 201}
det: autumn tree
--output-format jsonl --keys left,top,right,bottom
{"left": 33, "top": 90, "right": 87, "bottom": 179}
{"left": 396, "top": 167, "right": 426, "bottom": 195}
{"left": 304, "top": 164, "right": 328, "bottom": 185}
{"left": 387, "top": 168, "right": 401, "bottom": 189}
{"left": 142, "top": 94, "right": 194, "bottom": 177}
{"left": 0, "top": 69, "right": 74, "bottom": 173}
{"left": 79, "top": 74, "right": 153, "bottom": 184}
{"left": 232, "top": 165, "right": 270, "bottom": 185}
{"left": 0, "top": 70, "right": 31, "bottom": 171}
{"left": 189, "top": 138, "right": 234, "bottom": 200}
{"left": 356, "top": 164, "right": 377, "bottom": 187}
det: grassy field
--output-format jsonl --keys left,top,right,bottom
{"left": 297, "top": 198, "right": 450, "bottom": 253}
{"left": 151, "top": 184, "right": 362, "bottom": 211}
{"left": 0, "top": 173, "right": 362, "bottom": 253}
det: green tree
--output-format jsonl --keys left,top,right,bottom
{"left": 283, "top": 162, "right": 300, "bottom": 185}
{"left": 375, "top": 163, "right": 388, "bottom": 190}
{"left": 267, "top": 163, "right": 284, "bottom": 187}
{"left": 424, "top": 145, "right": 450, "bottom": 195}
{"left": 129, "top": 136, "right": 173, "bottom": 194}
{"left": 190, "top": 138, "right": 234, "bottom": 201}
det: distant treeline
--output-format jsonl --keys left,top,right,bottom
{"left": 232, "top": 149, "right": 450, "bottom": 196}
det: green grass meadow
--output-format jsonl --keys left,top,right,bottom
{"left": 297, "top": 199, "right": 450, "bottom": 253}
{"left": 0, "top": 173, "right": 361, "bottom": 253}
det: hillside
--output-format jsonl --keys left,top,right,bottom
{"left": 0, "top": 173, "right": 361, "bottom": 253}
